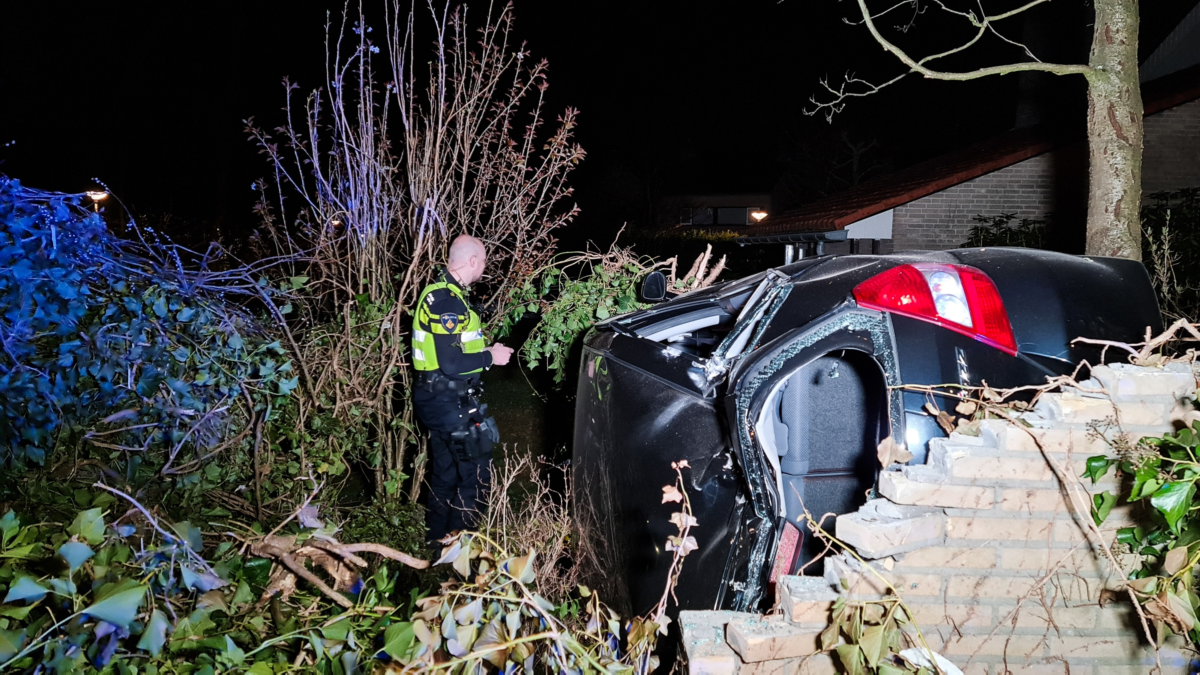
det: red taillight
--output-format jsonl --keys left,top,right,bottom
{"left": 853, "top": 263, "right": 1017, "bottom": 355}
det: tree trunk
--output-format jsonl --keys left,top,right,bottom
{"left": 1084, "top": 0, "right": 1143, "bottom": 260}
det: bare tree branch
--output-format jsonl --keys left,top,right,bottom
{"left": 808, "top": 0, "right": 1092, "bottom": 121}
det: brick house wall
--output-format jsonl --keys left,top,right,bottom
{"left": 682, "top": 363, "right": 1198, "bottom": 674}
{"left": 890, "top": 97, "right": 1200, "bottom": 252}
{"left": 890, "top": 155, "right": 1058, "bottom": 252}
{"left": 1144, "top": 97, "right": 1200, "bottom": 195}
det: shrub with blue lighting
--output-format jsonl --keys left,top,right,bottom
{"left": 0, "top": 176, "right": 294, "bottom": 473}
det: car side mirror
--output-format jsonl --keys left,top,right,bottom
{"left": 641, "top": 271, "right": 668, "bottom": 303}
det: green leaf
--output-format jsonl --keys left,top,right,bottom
{"left": 321, "top": 620, "right": 352, "bottom": 642}
{"left": 68, "top": 508, "right": 105, "bottom": 545}
{"left": 220, "top": 635, "right": 246, "bottom": 665}
{"left": 0, "top": 511, "right": 18, "bottom": 547}
{"left": 0, "top": 605, "right": 32, "bottom": 621}
{"left": 231, "top": 581, "right": 254, "bottom": 607}
{"left": 381, "top": 622, "right": 415, "bottom": 661}
{"left": 1117, "top": 526, "right": 1146, "bottom": 546}
{"left": 859, "top": 624, "right": 885, "bottom": 668}
{"left": 819, "top": 622, "right": 840, "bottom": 651}
{"left": 1152, "top": 481, "right": 1196, "bottom": 535}
{"left": 177, "top": 307, "right": 195, "bottom": 322}
{"left": 84, "top": 584, "right": 147, "bottom": 630}
{"left": 1092, "top": 491, "right": 1117, "bottom": 526}
{"left": 0, "top": 629, "right": 25, "bottom": 662}
{"left": 3, "top": 577, "right": 47, "bottom": 604}
{"left": 834, "top": 643, "right": 865, "bottom": 675}
{"left": 172, "top": 521, "right": 203, "bottom": 552}
{"left": 57, "top": 541, "right": 94, "bottom": 573}
{"left": 1082, "top": 456, "right": 1115, "bottom": 483}
{"left": 290, "top": 276, "right": 309, "bottom": 289}
{"left": 1132, "top": 464, "right": 1162, "bottom": 501}
{"left": 595, "top": 304, "right": 610, "bottom": 320}
{"left": 137, "top": 609, "right": 170, "bottom": 656}
{"left": 243, "top": 557, "right": 272, "bottom": 591}
{"left": 0, "top": 544, "right": 36, "bottom": 560}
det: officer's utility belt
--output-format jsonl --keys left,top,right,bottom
{"left": 415, "top": 371, "right": 481, "bottom": 395}
{"left": 449, "top": 416, "right": 500, "bottom": 445}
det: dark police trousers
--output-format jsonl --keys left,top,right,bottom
{"left": 413, "top": 383, "right": 498, "bottom": 542}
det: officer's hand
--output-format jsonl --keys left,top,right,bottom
{"left": 487, "top": 343, "right": 514, "bottom": 366}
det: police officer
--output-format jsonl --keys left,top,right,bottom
{"left": 412, "top": 234, "right": 514, "bottom": 543}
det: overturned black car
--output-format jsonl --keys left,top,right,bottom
{"left": 572, "top": 248, "right": 1161, "bottom": 616}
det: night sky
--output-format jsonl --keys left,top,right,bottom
{"left": 1, "top": 1, "right": 1193, "bottom": 246}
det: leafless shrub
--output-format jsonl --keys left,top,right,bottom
{"left": 478, "top": 451, "right": 582, "bottom": 604}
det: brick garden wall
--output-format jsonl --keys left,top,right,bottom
{"left": 682, "top": 363, "right": 1199, "bottom": 674}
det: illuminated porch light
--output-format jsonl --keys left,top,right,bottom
{"left": 86, "top": 191, "right": 108, "bottom": 201}
{"left": 750, "top": 210, "right": 768, "bottom": 222}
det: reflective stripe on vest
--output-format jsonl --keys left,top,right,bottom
{"left": 412, "top": 278, "right": 486, "bottom": 373}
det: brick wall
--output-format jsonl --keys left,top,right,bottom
{"left": 1144, "top": 97, "right": 1200, "bottom": 195}
{"left": 681, "top": 363, "right": 1198, "bottom": 674}
{"left": 889, "top": 97, "right": 1200, "bottom": 252}
{"left": 891, "top": 154, "right": 1058, "bottom": 252}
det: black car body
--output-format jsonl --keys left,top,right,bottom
{"left": 572, "top": 248, "right": 1161, "bottom": 616}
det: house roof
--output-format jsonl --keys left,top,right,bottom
{"left": 742, "top": 63, "right": 1200, "bottom": 237}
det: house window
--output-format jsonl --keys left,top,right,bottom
{"left": 680, "top": 208, "right": 692, "bottom": 225}
{"left": 691, "top": 208, "right": 714, "bottom": 226}
{"left": 716, "top": 207, "right": 747, "bottom": 226}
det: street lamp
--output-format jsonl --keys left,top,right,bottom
{"left": 86, "top": 191, "right": 108, "bottom": 213}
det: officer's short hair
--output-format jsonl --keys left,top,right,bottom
{"left": 449, "top": 235, "right": 486, "bottom": 266}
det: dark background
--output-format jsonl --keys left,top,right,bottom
{"left": 1, "top": 1, "right": 1194, "bottom": 250}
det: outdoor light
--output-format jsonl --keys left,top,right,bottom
{"left": 86, "top": 191, "right": 108, "bottom": 201}
{"left": 331, "top": 219, "right": 342, "bottom": 226}
{"left": 750, "top": 210, "right": 768, "bottom": 222}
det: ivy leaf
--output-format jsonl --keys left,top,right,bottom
{"left": 1164, "top": 546, "right": 1190, "bottom": 576}
{"left": 835, "top": 643, "right": 866, "bottom": 675}
{"left": 84, "top": 583, "right": 147, "bottom": 630}
{"left": 2, "top": 577, "right": 47, "bottom": 604}
{"left": 152, "top": 296, "right": 168, "bottom": 318}
{"left": 0, "top": 628, "right": 25, "bottom": 662}
{"left": 278, "top": 377, "right": 299, "bottom": 396}
{"left": 859, "top": 625, "right": 885, "bottom": 669}
{"left": 1131, "top": 463, "right": 1161, "bottom": 501}
{"left": 0, "top": 605, "right": 32, "bottom": 621}
{"left": 172, "top": 521, "right": 203, "bottom": 552}
{"left": 1082, "top": 456, "right": 1114, "bottom": 484}
{"left": 1092, "top": 491, "right": 1117, "bottom": 526}
{"left": 380, "top": 622, "right": 415, "bottom": 661}
{"left": 136, "top": 609, "right": 170, "bottom": 656}
{"left": 68, "top": 508, "right": 105, "bottom": 545}
{"left": 1152, "top": 481, "right": 1196, "bottom": 535}
{"left": 0, "top": 511, "right": 18, "bottom": 547}
{"left": 1116, "top": 526, "right": 1146, "bottom": 546}
{"left": 289, "top": 276, "right": 309, "bottom": 289}
{"left": 595, "top": 303, "right": 610, "bottom": 320}
{"left": 57, "top": 541, "right": 94, "bottom": 573}
{"left": 819, "top": 622, "right": 840, "bottom": 651}
{"left": 231, "top": 581, "right": 254, "bottom": 608}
